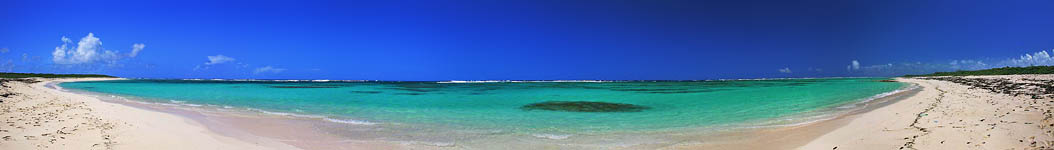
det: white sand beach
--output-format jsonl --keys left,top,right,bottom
{"left": 799, "top": 76, "right": 1053, "bottom": 149}
{"left": 0, "top": 78, "right": 298, "bottom": 150}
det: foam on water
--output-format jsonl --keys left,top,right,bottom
{"left": 745, "top": 83, "right": 918, "bottom": 129}
{"left": 64, "top": 89, "right": 384, "bottom": 127}
{"left": 323, "top": 118, "right": 377, "bottom": 125}
{"left": 401, "top": 141, "right": 456, "bottom": 147}
{"left": 839, "top": 83, "right": 920, "bottom": 108}
{"left": 531, "top": 134, "right": 573, "bottom": 140}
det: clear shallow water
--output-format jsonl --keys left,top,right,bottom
{"left": 60, "top": 78, "right": 905, "bottom": 135}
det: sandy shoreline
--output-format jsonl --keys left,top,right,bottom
{"left": 0, "top": 78, "right": 298, "bottom": 150}
{"left": 798, "top": 76, "right": 1053, "bottom": 149}
{"left": 664, "top": 78, "right": 922, "bottom": 150}
{"left": 2, "top": 76, "right": 1052, "bottom": 149}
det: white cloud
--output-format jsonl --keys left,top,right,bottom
{"left": 195, "top": 55, "right": 238, "bottom": 71}
{"left": 778, "top": 68, "right": 792, "bottom": 73}
{"left": 253, "top": 66, "right": 285, "bottom": 74}
{"left": 0, "top": 49, "right": 12, "bottom": 71}
{"left": 21, "top": 53, "right": 40, "bottom": 62}
{"left": 129, "top": 43, "right": 145, "bottom": 57}
{"left": 51, "top": 33, "right": 129, "bottom": 65}
{"left": 948, "top": 60, "right": 987, "bottom": 70}
{"left": 806, "top": 49, "right": 1054, "bottom": 76}
{"left": 0, "top": 60, "right": 12, "bottom": 72}
{"left": 851, "top": 60, "right": 860, "bottom": 70}
{"left": 997, "top": 50, "right": 1054, "bottom": 67}
{"left": 205, "top": 55, "right": 235, "bottom": 65}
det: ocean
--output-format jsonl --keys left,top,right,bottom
{"left": 59, "top": 77, "right": 907, "bottom": 145}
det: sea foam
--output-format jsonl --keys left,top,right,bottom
{"left": 531, "top": 134, "right": 572, "bottom": 140}
{"left": 323, "top": 118, "right": 377, "bottom": 125}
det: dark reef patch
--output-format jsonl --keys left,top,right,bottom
{"left": 606, "top": 88, "right": 728, "bottom": 94}
{"left": 270, "top": 85, "right": 340, "bottom": 88}
{"left": 645, "top": 89, "right": 726, "bottom": 94}
{"left": 521, "top": 101, "right": 649, "bottom": 112}
{"left": 350, "top": 90, "right": 382, "bottom": 94}
{"left": 382, "top": 87, "right": 435, "bottom": 92}
{"left": 609, "top": 88, "right": 681, "bottom": 92}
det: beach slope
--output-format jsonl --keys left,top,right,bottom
{"left": 800, "top": 76, "right": 1054, "bottom": 149}
{"left": 0, "top": 78, "right": 298, "bottom": 150}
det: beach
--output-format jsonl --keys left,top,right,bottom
{"left": 0, "top": 78, "right": 298, "bottom": 150}
{"left": 1, "top": 76, "right": 1052, "bottom": 150}
{"left": 799, "top": 76, "right": 1054, "bottom": 149}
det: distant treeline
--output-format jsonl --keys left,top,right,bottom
{"left": 0, "top": 72, "right": 116, "bottom": 78}
{"left": 904, "top": 66, "right": 1054, "bottom": 77}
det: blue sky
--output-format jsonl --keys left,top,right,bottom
{"left": 2, "top": 0, "right": 1054, "bottom": 80}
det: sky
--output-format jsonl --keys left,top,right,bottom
{"left": 2, "top": 0, "right": 1054, "bottom": 80}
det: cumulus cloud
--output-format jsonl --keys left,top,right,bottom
{"left": 933, "top": 49, "right": 1054, "bottom": 71}
{"left": 836, "top": 49, "right": 1054, "bottom": 76}
{"left": 842, "top": 62, "right": 944, "bottom": 76}
{"left": 948, "top": 60, "right": 988, "bottom": 70}
{"left": 0, "top": 48, "right": 11, "bottom": 71}
{"left": 787, "top": 49, "right": 1054, "bottom": 77}
{"left": 253, "top": 66, "right": 285, "bottom": 74}
{"left": 997, "top": 50, "right": 1054, "bottom": 67}
{"left": 51, "top": 33, "right": 139, "bottom": 65}
{"left": 778, "top": 68, "right": 792, "bottom": 73}
{"left": 0, "top": 60, "right": 12, "bottom": 72}
{"left": 129, "top": 43, "right": 145, "bottom": 57}
{"left": 850, "top": 60, "right": 860, "bottom": 70}
{"left": 53, "top": 33, "right": 105, "bottom": 64}
{"left": 205, "top": 55, "right": 235, "bottom": 65}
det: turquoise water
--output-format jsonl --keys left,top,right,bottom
{"left": 60, "top": 78, "right": 905, "bottom": 134}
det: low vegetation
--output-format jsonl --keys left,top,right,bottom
{"left": 904, "top": 66, "right": 1054, "bottom": 77}
{"left": 0, "top": 72, "right": 116, "bottom": 78}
